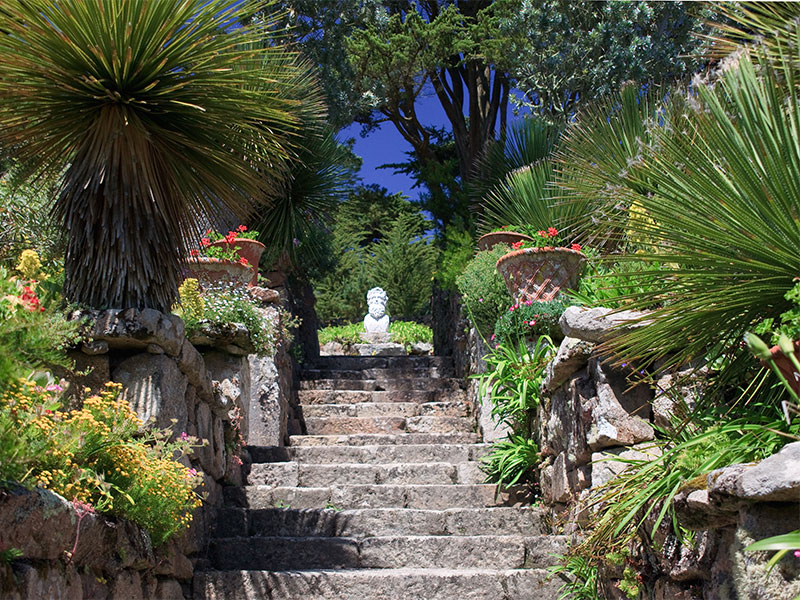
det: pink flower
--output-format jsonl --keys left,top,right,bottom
{"left": 795, "top": 550, "right": 800, "bottom": 558}
{"left": 238, "top": 225, "right": 247, "bottom": 232}
{"left": 571, "top": 243, "right": 582, "bottom": 251}
{"left": 187, "top": 468, "right": 197, "bottom": 477}
{"left": 225, "top": 231, "right": 237, "bottom": 244}
{"left": 239, "top": 258, "right": 250, "bottom": 267}
{"left": 547, "top": 227, "right": 558, "bottom": 237}
{"left": 201, "top": 238, "right": 211, "bottom": 248}
{"left": 189, "top": 249, "right": 199, "bottom": 257}
{"left": 478, "top": 298, "right": 484, "bottom": 303}
{"left": 179, "top": 432, "right": 189, "bottom": 441}
{"left": 511, "top": 240, "right": 524, "bottom": 250}
{"left": 491, "top": 334, "right": 495, "bottom": 341}
{"left": 537, "top": 230, "right": 547, "bottom": 238}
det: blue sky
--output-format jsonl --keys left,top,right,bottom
{"left": 339, "top": 92, "right": 451, "bottom": 202}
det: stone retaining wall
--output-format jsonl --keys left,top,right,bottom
{"left": 537, "top": 306, "right": 800, "bottom": 599}
{"left": 0, "top": 294, "right": 296, "bottom": 599}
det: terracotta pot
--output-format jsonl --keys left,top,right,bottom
{"left": 496, "top": 247, "right": 586, "bottom": 303}
{"left": 477, "top": 231, "right": 533, "bottom": 252}
{"left": 182, "top": 257, "right": 253, "bottom": 288}
{"left": 767, "top": 342, "right": 800, "bottom": 395}
{"left": 209, "top": 238, "right": 266, "bottom": 286}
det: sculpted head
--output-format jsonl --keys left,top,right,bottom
{"left": 366, "top": 287, "right": 388, "bottom": 319}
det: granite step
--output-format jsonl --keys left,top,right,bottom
{"left": 248, "top": 462, "right": 486, "bottom": 487}
{"left": 299, "top": 378, "right": 463, "bottom": 392}
{"left": 247, "top": 443, "right": 491, "bottom": 465}
{"left": 216, "top": 506, "right": 546, "bottom": 538}
{"left": 304, "top": 356, "right": 454, "bottom": 371}
{"left": 288, "top": 433, "right": 481, "bottom": 447}
{"left": 194, "top": 567, "right": 562, "bottom": 600}
{"left": 298, "top": 389, "right": 467, "bottom": 405}
{"left": 297, "top": 401, "right": 471, "bottom": 419}
{"left": 208, "top": 534, "right": 568, "bottom": 571}
{"left": 223, "top": 483, "right": 516, "bottom": 510}
{"left": 302, "top": 415, "right": 475, "bottom": 436}
{"left": 300, "top": 367, "right": 449, "bottom": 381}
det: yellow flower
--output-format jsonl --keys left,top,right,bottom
{"left": 16, "top": 249, "right": 43, "bottom": 280}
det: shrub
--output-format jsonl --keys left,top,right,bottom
{"left": 389, "top": 321, "right": 433, "bottom": 346}
{"left": 436, "top": 226, "right": 475, "bottom": 292}
{"left": 318, "top": 323, "right": 363, "bottom": 347}
{"left": 492, "top": 297, "right": 568, "bottom": 345}
{"left": 456, "top": 244, "right": 512, "bottom": 339}
{"left": 0, "top": 380, "right": 204, "bottom": 546}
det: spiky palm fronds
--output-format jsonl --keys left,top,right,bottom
{"left": 605, "top": 51, "right": 800, "bottom": 369}
{"left": 0, "top": 0, "right": 318, "bottom": 310}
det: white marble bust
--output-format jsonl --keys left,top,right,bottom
{"left": 363, "top": 287, "right": 390, "bottom": 333}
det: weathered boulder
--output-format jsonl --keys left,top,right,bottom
{"left": 113, "top": 354, "right": 188, "bottom": 433}
{"left": 247, "top": 354, "right": 286, "bottom": 446}
{"left": 543, "top": 336, "right": 595, "bottom": 393}
{"left": 540, "top": 371, "right": 593, "bottom": 465}
{"left": 652, "top": 367, "right": 706, "bottom": 430}
{"left": 78, "top": 308, "right": 185, "bottom": 357}
{"left": 189, "top": 322, "right": 254, "bottom": 355}
{"left": 737, "top": 441, "right": 800, "bottom": 502}
{"left": 177, "top": 339, "right": 214, "bottom": 403}
{"left": 409, "top": 341, "right": 433, "bottom": 355}
{"left": 559, "top": 306, "right": 649, "bottom": 343}
{"left": 203, "top": 351, "right": 249, "bottom": 416}
{"left": 355, "top": 342, "right": 405, "bottom": 356}
{"left": 591, "top": 443, "right": 662, "bottom": 489}
{"left": 586, "top": 359, "right": 654, "bottom": 451}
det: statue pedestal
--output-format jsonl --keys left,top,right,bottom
{"left": 360, "top": 332, "right": 392, "bottom": 343}
{"left": 355, "top": 340, "right": 405, "bottom": 356}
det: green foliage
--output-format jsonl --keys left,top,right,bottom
{"left": 481, "top": 434, "right": 540, "bottom": 487}
{"left": 0, "top": 381, "right": 204, "bottom": 546}
{"left": 0, "top": 172, "right": 65, "bottom": 270}
{"left": 598, "top": 51, "right": 800, "bottom": 371}
{"left": 177, "top": 283, "right": 276, "bottom": 357}
{"left": 436, "top": 226, "right": 475, "bottom": 292}
{"left": 548, "top": 553, "right": 599, "bottom": 600}
{"left": 388, "top": 321, "right": 433, "bottom": 346}
{"left": 371, "top": 212, "right": 439, "bottom": 319}
{"left": 509, "top": 1, "right": 711, "bottom": 115}
{"left": 477, "top": 336, "right": 554, "bottom": 488}
{"left": 568, "top": 256, "right": 671, "bottom": 310}
{"left": 0, "top": 266, "right": 81, "bottom": 395}
{"left": 753, "top": 282, "right": 800, "bottom": 345}
{"left": 317, "top": 320, "right": 433, "bottom": 349}
{"left": 0, "top": 0, "right": 320, "bottom": 311}
{"left": 456, "top": 245, "right": 512, "bottom": 339}
{"left": 493, "top": 298, "right": 568, "bottom": 345}
{"left": 318, "top": 323, "right": 363, "bottom": 347}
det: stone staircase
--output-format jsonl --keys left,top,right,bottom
{"left": 194, "top": 355, "right": 565, "bottom": 599}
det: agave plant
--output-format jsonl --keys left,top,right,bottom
{"left": 0, "top": 0, "right": 319, "bottom": 311}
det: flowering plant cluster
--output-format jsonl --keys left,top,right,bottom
{"left": 188, "top": 225, "right": 259, "bottom": 267}
{"left": 176, "top": 279, "right": 277, "bottom": 356}
{"left": 492, "top": 296, "right": 570, "bottom": 345}
{"left": 0, "top": 380, "right": 205, "bottom": 546}
{"left": 508, "top": 226, "right": 582, "bottom": 252}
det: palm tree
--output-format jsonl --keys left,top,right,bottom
{"left": 0, "top": 0, "right": 322, "bottom": 311}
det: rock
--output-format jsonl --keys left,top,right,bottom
{"left": 320, "top": 341, "right": 347, "bottom": 356}
{"left": 79, "top": 308, "right": 185, "bottom": 357}
{"left": 194, "top": 402, "right": 217, "bottom": 477}
{"left": 360, "top": 332, "right": 393, "bottom": 343}
{"left": 707, "top": 463, "right": 753, "bottom": 500}
{"left": 737, "top": 441, "right": 800, "bottom": 502}
{"left": 211, "top": 414, "right": 226, "bottom": 480}
{"left": 177, "top": 339, "right": 213, "bottom": 402}
{"left": 154, "top": 579, "right": 185, "bottom": 600}
{"left": 110, "top": 571, "right": 143, "bottom": 600}
{"left": 591, "top": 444, "right": 662, "bottom": 489}
{"left": 543, "top": 337, "right": 596, "bottom": 393}
{"left": 81, "top": 340, "right": 109, "bottom": 355}
{"left": 113, "top": 354, "right": 188, "bottom": 432}
{"left": 188, "top": 322, "right": 254, "bottom": 355}
{"left": 476, "top": 379, "right": 510, "bottom": 444}
{"left": 66, "top": 350, "right": 111, "bottom": 395}
{"left": 652, "top": 368, "right": 706, "bottom": 430}
{"left": 540, "top": 371, "right": 593, "bottom": 466}
{"left": 559, "top": 306, "right": 650, "bottom": 343}
{"left": 409, "top": 342, "right": 433, "bottom": 355}
{"left": 203, "top": 351, "right": 249, "bottom": 415}
{"left": 248, "top": 286, "right": 281, "bottom": 304}
{"left": 586, "top": 358, "right": 654, "bottom": 451}
{"left": 674, "top": 482, "right": 738, "bottom": 531}
{"left": 247, "top": 354, "right": 286, "bottom": 446}
{"left": 354, "top": 342, "right": 405, "bottom": 356}
{"left": 13, "top": 564, "right": 83, "bottom": 600}
{"left": 146, "top": 343, "right": 165, "bottom": 354}
{"left": 154, "top": 542, "right": 193, "bottom": 580}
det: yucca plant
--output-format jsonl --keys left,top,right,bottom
{"left": 0, "top": 0, "right": 318, "bottom": 311}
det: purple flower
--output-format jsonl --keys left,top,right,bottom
{"left": 179, "top": 432, "right": 189, "bottom": 441}
{"left": 46, "top": 384, "right": 63, "bottom": 392}
{"left": 293, "top": 238, "right": 300, "bottom": 246}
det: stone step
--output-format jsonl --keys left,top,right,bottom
{"left": 301, "top": 416, "right": 475, "bottom": 436}
{"left": 224, "top": 484, "right": 516, "bottom": 510}
{"left": 298, "top": 389, "right": 467, "bottom": 405}
{"left": 297, "top": 401, "right": 471, "bottom": 419}
{"left": 288, "top": 433, "right": 481, "bottom": 447}
{"left": 301, "top": 367, "right": 448, "bottom": 381}
{"left": 208, "top": 534, "right": 567, "bottom": 571}
{"left": 247, "top": 443, "right": 491, "bottom": 465}
{"left": 299, "top": 378, "right": 463, "bottom": 392}
{"left": 305, "top": 356, "right": 454, "bottom": 371}
{"left": 248, "top": 462, "right": 486, "bottom": 487}
{"left": 216, "top": 506, "right": 546, "bottom": 538}
{"left": 194, "top": 567, "right": 561, "bottom": 600}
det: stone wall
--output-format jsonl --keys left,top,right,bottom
{"left": 538, "top": 306, "right": 800, "bottom": 599}
{"left": 0, "top": 294, "right": 296, "bottom": 598}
